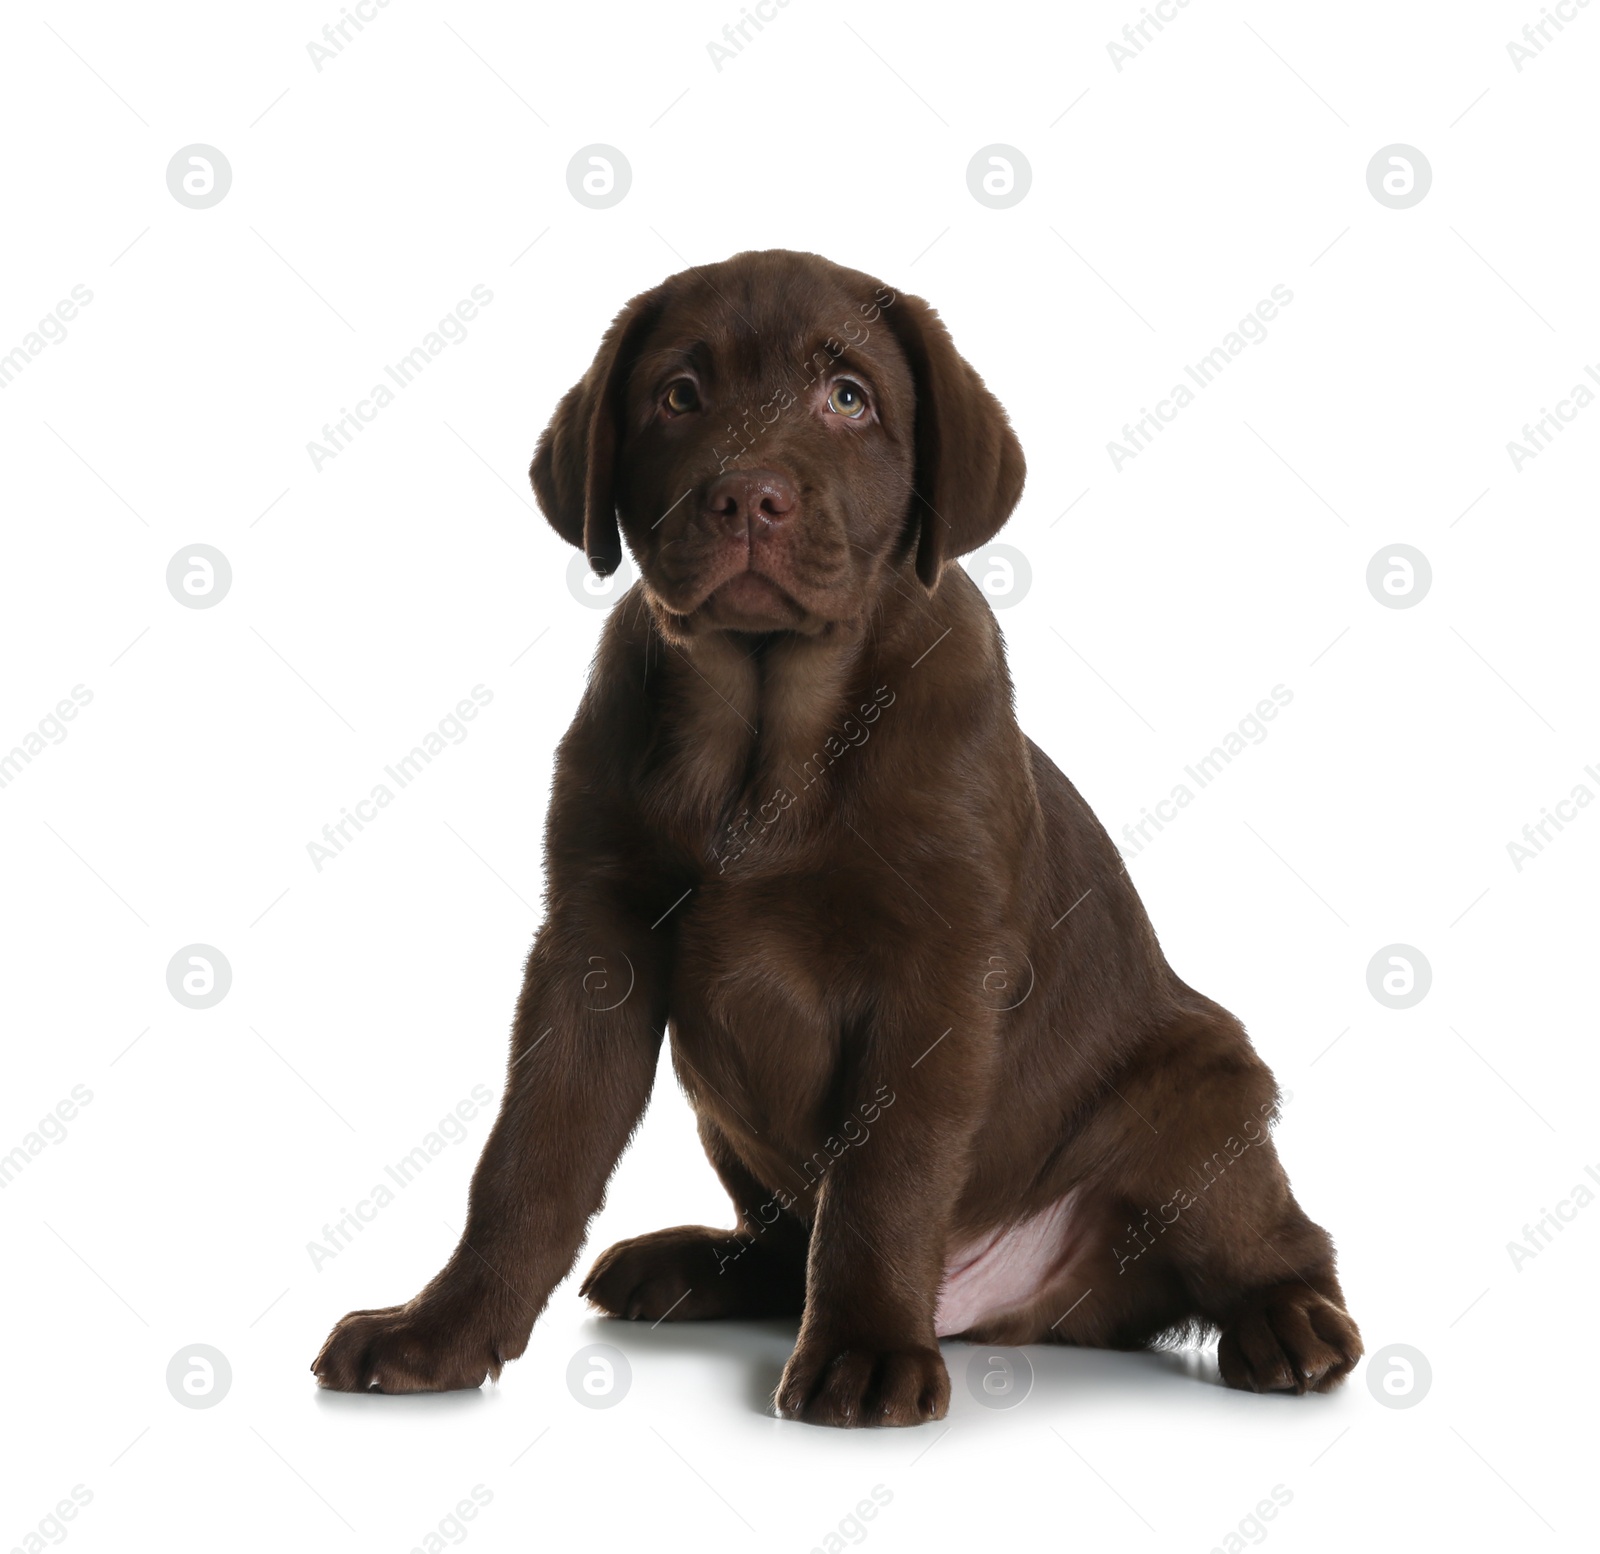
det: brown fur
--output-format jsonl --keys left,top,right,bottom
{"left": 313, "top": 249, "right": 1361, "bottom": 1425}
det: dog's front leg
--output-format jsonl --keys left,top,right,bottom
{"left": 775, "top": 1010, "right": 986, "bottom": 1428}
{"left": 313, "top": 906, "right": 665, "bottom": 1393}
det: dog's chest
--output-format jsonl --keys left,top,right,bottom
{"left": 663, "top": 869, "right": 871, "bottom": 1139}
{"left": 671, "top": 867, "right": 853, "bottom": 1028}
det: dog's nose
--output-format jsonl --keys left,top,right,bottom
{"left": 704, "top": 469, "right": 797, "bottom": 533}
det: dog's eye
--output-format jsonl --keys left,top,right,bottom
{"left": 826, "top": 381, "right": 868, "bottom": 419}
{"left": 663, "top": 380, "right": 700, "bottom": 415}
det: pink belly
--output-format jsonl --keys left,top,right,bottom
{"left": 934, "top": 1192, "right": 1079, "bottom": 1337}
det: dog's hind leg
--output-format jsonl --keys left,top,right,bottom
{"left": 581, "top": 1118, "right": 808, "bottom": 1321}
{"left": 1062, "top": 1005, "right": 1363, "bottom": 1392}
{"left": 973, "top": 1005, "right": 1362, "bottom": 1393}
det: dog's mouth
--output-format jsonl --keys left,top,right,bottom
{"left": 702, "top": 568, "right": 805, "bottom": 631}
{"left": 644, "top": 496, "right": 844, "bottom": 635}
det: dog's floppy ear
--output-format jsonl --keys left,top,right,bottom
{"left": 530, "top": 288, "right": 667, "bottom": 577}
{"left": 883, "top": 291, "right": 1026, "bottom": 589}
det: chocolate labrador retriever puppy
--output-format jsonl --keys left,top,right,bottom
{"left": 313, "top": 249, "right": 1362, "bottom": 1424}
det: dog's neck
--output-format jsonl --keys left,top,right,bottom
{"left": 631, "top": 563, "right": 990, "bottom": 866}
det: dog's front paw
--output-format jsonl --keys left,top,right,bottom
{"left": 776, "top": 1337, "right": 949, "bottom": 1427}
{"left": 1218, "top": 1285, "right": 1363, "bottom": 1395}
{"left": 312, "top": 1301, "right": 512, "bottom": 1393}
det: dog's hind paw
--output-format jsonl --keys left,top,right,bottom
{"left": 1218, "top": 1285, "right": 1362, "bottom": 1395}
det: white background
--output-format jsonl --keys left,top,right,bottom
{"left": 2, "top": 2, "right": 1595, "bottom": 1550}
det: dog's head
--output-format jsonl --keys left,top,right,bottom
{"left": 531, "top": 248, "right": 1024, "bottom": 638}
